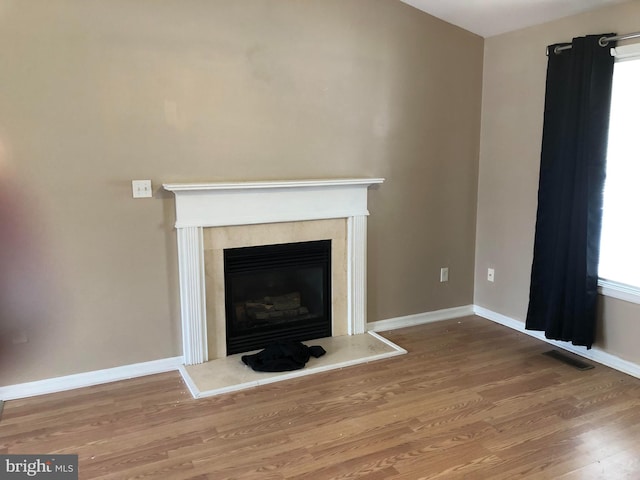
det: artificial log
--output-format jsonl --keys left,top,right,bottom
{"left": 250, "top": 306, "right": 310, "bottom": 321}
{"left": 269, "top": 292, "right": 302, "bottom": 311}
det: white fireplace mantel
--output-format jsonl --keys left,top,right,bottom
{"left": 164, "top": 178, "right": 384, "bottom": 365}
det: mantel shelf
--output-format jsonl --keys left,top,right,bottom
{"left": 163, "top": 177, "right": 385, "bottom": 229}
{"left": 163, "top": 178, "right": 384, "bottom": 192}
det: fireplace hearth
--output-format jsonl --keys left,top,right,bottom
{"left": 224, "top": 240, "right": 332, "bottom": 354}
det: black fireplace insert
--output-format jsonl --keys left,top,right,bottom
{"left": 224, "top": 240, "right": 332, "bottom": 355}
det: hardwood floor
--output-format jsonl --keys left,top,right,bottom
{"left": 2, "top": 316, "right": 640, "bottom": 479}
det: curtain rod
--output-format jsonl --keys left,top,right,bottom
{"left": 547, "top": 31, "right": 640, "bottom": 55}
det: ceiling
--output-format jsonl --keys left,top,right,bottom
{"left": 399, "top": 0, "right": 629, "bottom": 37}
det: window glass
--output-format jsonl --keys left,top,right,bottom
{"left": 598, "top": 56, "right": 640, "bottom": 287}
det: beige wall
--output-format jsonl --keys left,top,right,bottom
{"left": 0, "top": 0, "right": 483, "bottom": 385}
{"left": 476, "top": 0, "right": 640, "bottom": 364}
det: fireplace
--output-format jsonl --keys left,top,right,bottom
{"left": 163, "top": 178, "right": 384, "bottom": 365}
{"left": 224, "top": 240, "right": 332, "bottom": 354}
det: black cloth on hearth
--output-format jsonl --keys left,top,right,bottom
{"left": 241, "top": 340, "right": 326, "bottom": 372}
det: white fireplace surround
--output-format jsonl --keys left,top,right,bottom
{"left": 164, "top": 178, "right": 384, "bottom": 365}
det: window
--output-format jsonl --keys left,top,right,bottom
{"left": 598, "top": 44, "right": 640, "bottom": 302}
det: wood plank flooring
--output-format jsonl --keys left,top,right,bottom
{"left": 2, "top": 316, "right": 640, "bottom": 479}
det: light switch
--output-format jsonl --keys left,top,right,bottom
{"left": 132, "top": 180, "right": 152, "bottom": 198}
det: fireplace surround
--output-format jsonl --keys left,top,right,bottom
{"left": 164, "top": 178, "right": 384, "bottom": 365}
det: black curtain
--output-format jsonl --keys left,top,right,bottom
{"left": 526, "top": 34, "right": 616, "bottom": 348}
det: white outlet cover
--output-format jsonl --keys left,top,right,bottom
{"left": 487, "top": 268, "right": 495, "bottom": 282}
{"left": 440, "top": 267, "right": 449, "bottom": 282}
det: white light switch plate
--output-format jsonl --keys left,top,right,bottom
{"left": 132, "top": 180, "right": 152, "bottom": 198}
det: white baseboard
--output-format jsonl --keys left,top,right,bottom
{"left": 4, "top": 303, "right": 638, "bottom": 402}
{"left": 367, "top": 305, "right": 475, "bottom": 332}
{"left": 473, "top": 305, "right": 640, "bottom": 380}
{"left": 0, "top": 356, "right": 184, "bottom": 401}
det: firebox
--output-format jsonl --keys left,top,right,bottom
{"left": 223, "top": 240, "right": 332, "bottom": 355}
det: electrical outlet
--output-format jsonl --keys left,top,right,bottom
{"left": 440, "top": 267, "right": 449, "bottom": 283}
{"left": 487, "top": 268, "right": 495, "bottom": 282}
{"left": 132, "top": 180, "right": 152, "bottom": 198}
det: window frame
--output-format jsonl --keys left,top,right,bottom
{"left": 598, "top": 42, "right": 640, "bottom": 305}
{"left": 598, "top": 279, "right": 640, "bottom": 304}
